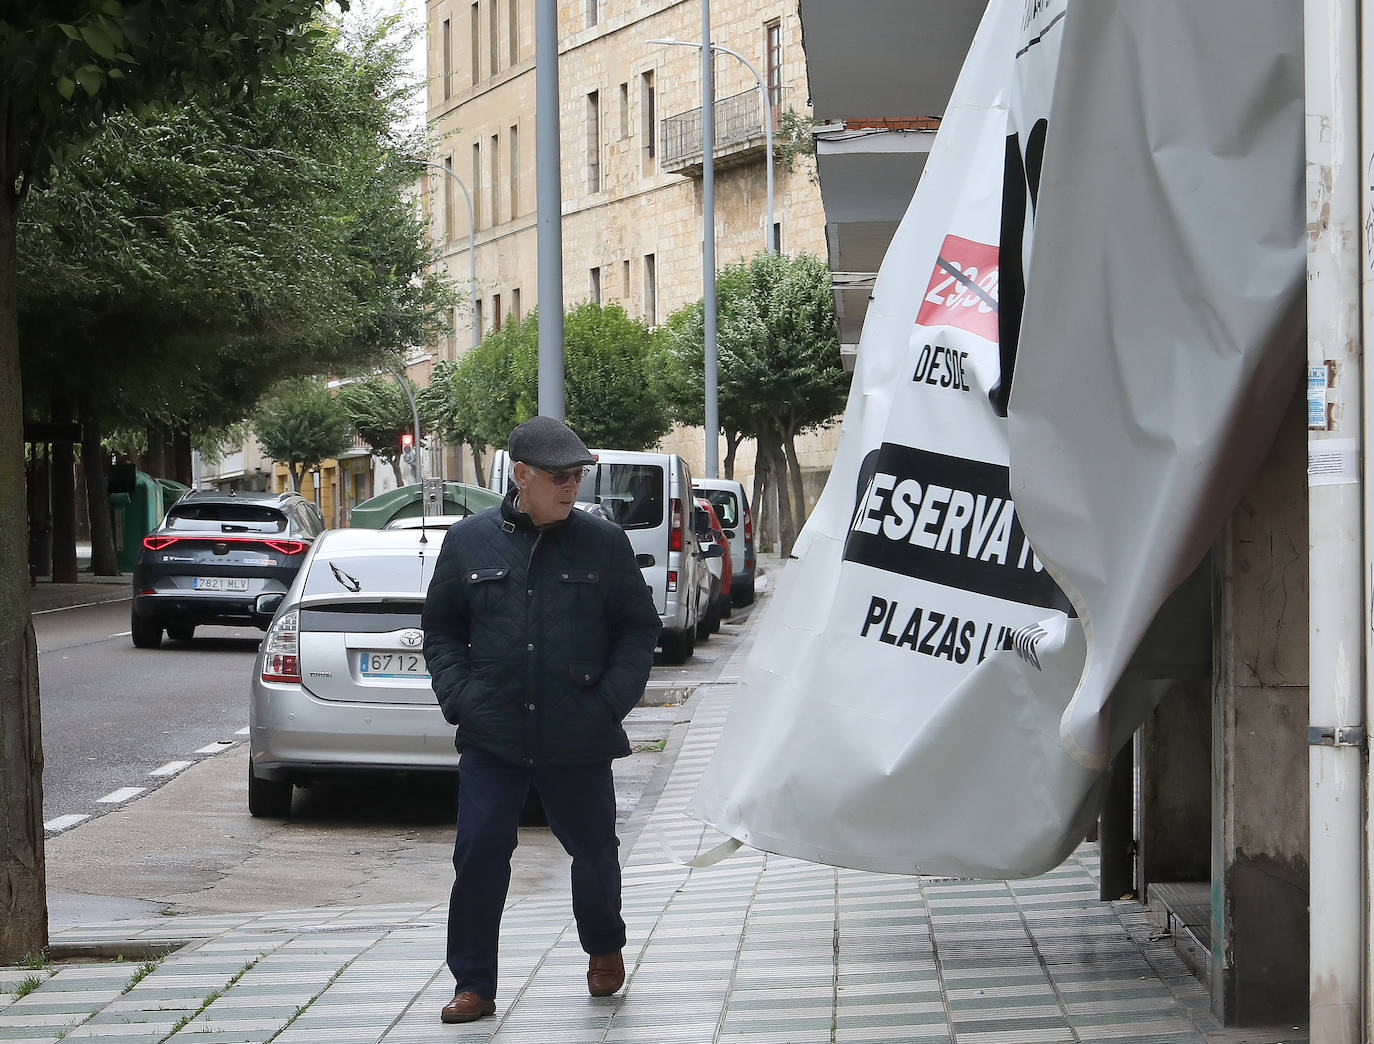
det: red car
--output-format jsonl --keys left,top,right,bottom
{"left": 694, "top": 497, "right": 733, "bottom": 637}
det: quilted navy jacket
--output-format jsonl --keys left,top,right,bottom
{"left": 422, "top": 490, "right": 662, "bottom": 766}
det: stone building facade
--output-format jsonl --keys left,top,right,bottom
{"left": 424, "top": 0, "right": 840, "bottom": 523}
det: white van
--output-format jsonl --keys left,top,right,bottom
{"left": 692, "top": 477, "right": 756, "bottom": 606}
{"left": 490, "top": 448, "right": 716, "bottom": 663}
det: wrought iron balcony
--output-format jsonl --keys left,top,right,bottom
{"left": 659, "top": 86, "right": 771, "bottom": 176}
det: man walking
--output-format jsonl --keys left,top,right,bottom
{"left": 422, "top": 416, "right": 661, "bottom": 1024}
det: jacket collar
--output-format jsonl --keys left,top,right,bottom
{"left": 500, "top": 486, "right": 572, "bottom": 534}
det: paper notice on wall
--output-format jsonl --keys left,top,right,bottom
{"left": 1309, "top": 439, "right": 1359, "bottom": 487}
{"left": 688, "top": 0, "right": 1304, "bottom": 878}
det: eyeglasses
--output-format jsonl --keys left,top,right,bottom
{"left": 535, "top": 466, "right": 588, "bottom": 486}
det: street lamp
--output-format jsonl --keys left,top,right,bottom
{"left": 412, "top": 159, "right": 479, "bottom": 349}
{"left": 648, "top": 36, "right": 775, "bottom": 253}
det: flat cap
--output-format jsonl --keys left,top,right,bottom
{"left": 507, "top": 416, "right": 595, "bottom": 471}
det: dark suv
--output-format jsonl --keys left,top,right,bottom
{"left": 131, "top": 490, "right": 324, "bottom": 647}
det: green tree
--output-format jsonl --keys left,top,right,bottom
{"left": 655, "top": 251, "right": 847, "bottom": 554}
{"left": 508, "top": 304, "right": 669, "bottom": 450}
{"left": 253, "top": 379, "right": 354, "bottom": 494}
{"left": 337, "top": 375, "right": 422, "bottom": 487}
{"left": 0, "top": 0, "right": 339, "bottom": 963}
{"left": 17, "top": 13, "right": 452, "bottom": 575}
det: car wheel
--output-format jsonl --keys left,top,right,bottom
{"left": 167, "top": 623, "right": 195, "bottom": 642}
{"left": 131, "top": 609, "right": 163, "bottom": 649}
{"left": 247, "top": 762, "right": 293, "bottom": 818}
{"left": 716, "top": 593, "right": 732, "bottom": 625}
{"left": 732, "top": 579, "right": 755, "bottom": 608}
{"left": 660, "top": 628, "right": 692, "bottom": 665}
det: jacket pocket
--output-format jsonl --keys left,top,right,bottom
{"left": 466, "top": 566, "right": 510, "bottom": 584}
{"left": 569, "top": 662, "right": 604, "bottom": 688}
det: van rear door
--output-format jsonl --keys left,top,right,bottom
{"left": 578, "top": 460, "right": 668, "bottom": 613}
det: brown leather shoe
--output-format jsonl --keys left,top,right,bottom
{"left": 441, "top": 991, "right": 495, "bottom": 1023}
{"left": 587, "top": 951, "right": 625, "bottom": 996}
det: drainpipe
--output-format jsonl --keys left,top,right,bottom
{"left": 1305, "top": 1, "right": 1364, "bottom": 1040}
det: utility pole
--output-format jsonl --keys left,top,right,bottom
{"left": 535, "top": 0, "right": 566, "bottom": 420}
{"left": 700, "top": 0, "right": 718, "bottom": 477}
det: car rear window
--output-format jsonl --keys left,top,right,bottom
{"left": 303, "top": 555, "right": 425, "bottom": 597}
{"left": 166, "top": 504, "right": 287, "bottom": 533}
{"left": 577, "top": 464, "right": 664, "bottom": 529}
{"left": 301, "top": 602, "right": 424, "bottom": 632}
{"left": 701, "top": 490, "right": 739, "bottom": 528}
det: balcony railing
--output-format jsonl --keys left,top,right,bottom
{"left": 659, "top": 86, "right": 770, "bottom": 175}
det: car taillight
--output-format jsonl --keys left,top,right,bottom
{"left": 667, "top": 570, "right": 678, "bottom": 592}
{"left": 669, "top": 498, "right": 683, "bottom": 551}
{"left": 143, "top": 535, "right": 178, "bottom": 551}
{"left": 743, "top": 506, "right": 754, "bottom": 543}
{"left": 261, "top": 609, "right": 300, "bottom": 683}
{"left": 263, "top": 539, "right": 307, "bottom": 555}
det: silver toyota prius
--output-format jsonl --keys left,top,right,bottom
{"left": 247, "top": 527, "right": 451, "bottom": 817}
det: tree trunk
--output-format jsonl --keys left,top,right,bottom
{"left": 80, "top": 410, "right": 118, "bottom": 576}
{"left": 51, "top": 438, "right": 77, "bottom": 583}
{"left": 140, "top": 421, "right": 167, "bottom": 478}
{"left": 782, "top": 433, "right": 808, "bottom": 532}
{"left": 468, "top": 442, "right": 487, "bottom": 488}
{"left": 758, "top": 432, "right": 796, "bottom": 557}
{"left": 0, "top": 182, "right": 49, "bottom": 961}
{"left": 171, "top": 428, "right": 193, "bottom": 486}
{"left": 723, "top": 432, "right": 743, "bottom": 481}
{"left": 289, "top": 465, "right": 303, "bottom": 492}
{"left": 390, "top": 458, "right": 404, "bottom": 487}
{"left": 751, "top": 449, "right": 772, "bottom": 554}
{"left": 25, "top": 443, "right": 50, "bottom": 581}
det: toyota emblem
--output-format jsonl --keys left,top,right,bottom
{"left": 399, "top": 630, "right": 424, "bottom": 648}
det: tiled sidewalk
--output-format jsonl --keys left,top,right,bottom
{"left": 5, "top": 606, "right": 1304, "bottom": 1043}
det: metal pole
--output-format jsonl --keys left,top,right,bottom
{"left": 700, "top": 0, "right": 719, "bottom": 477}
{"left": 535, "top": 0, "right": 565, "bottom": 420}
{"left": 413, "top": 160, "right": 478, "bottom": 349}
{"left": 1305, "top": 0, "right": 1363, "bottom": 1039}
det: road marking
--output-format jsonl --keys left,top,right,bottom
{"left": 44, "top": 814, "right": 90, "bottom": 832}
{"left": 33, "top": 596, "right": 133, "bottom": 616}
{"left": 97, "top": 787, "right": 146, "bottom": 804}
{"left": 235, "top": 727, "right": 250, "bottom": 737}
{"left": 150, "top": 760, "right": 193, "bottom": 778}
{"left": 196, "top": 741, "right": 236, "bottom": 755}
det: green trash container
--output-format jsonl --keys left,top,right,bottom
{"left": 110, "top": 470, "right": 166, "bottom": 573}
{"left": 348, "top": 481, "right": 503, "bottom": 528}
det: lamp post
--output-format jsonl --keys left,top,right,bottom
{"left": 535, "top": 0, "right": 566, "bottom": 420}
{"left": 413, "top": 159, "right": 479, "bottom": 348}
{"left": 648, "top": 36, "right": 775, "bottom": 254}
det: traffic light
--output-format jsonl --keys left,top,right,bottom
{"left": 401, "top": 431, "right": 414, "bottom": 462}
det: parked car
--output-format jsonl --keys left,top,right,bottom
{"left": 130, "top": 489, "right": 324, "bottom": 648}
{"left": 692, "top": 477, "right": 756, "bottom": 607}
{"left": 694, "top": 498, "right": 734, "bottom": 636}
{"left": 247, "top": 527, "right": 447, "bottom": 817}
{"left": 491, "top": 447, "right": 712, "bottom": 664}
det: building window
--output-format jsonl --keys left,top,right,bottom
{"left": 470, "top": 3, "right": 480, "bottom": 85}
{"left": 492, "top": 293, "right": 502, "bottom": 330}
{"left": 474, "top": 297, "right": 484, "bottom": 338}
{"left": 586, "top": 90, "right": 600, "bottom": 193}
{"left": 472, "top": 141, "right": 482, "bottom": 229}
{"left": 641, "top": 71, "right": 656, "bottom": 175}
{"left": 509, "top": 125, "right": 519, "bottom": 216}
{"left": 444, "top": 154, "right": 456, "bottom": 241}
{"left": 511, "top": 287, "right": 521, "bottom": 323}
{"left": 490, "top": 132, "right": 500, "bottom": 224}
{"left": 590, "top": 266, "right": 601, "bottom": 305}
{"left": 442, "top": 18, "right": 452, "bottom": 100}
{"left": 773, "top": 222, "right": 782, "bottom": 252}
{"left": 619, "top": 82, "right": 629, "bottom": 139}
{"left": 586, "top": 0, "right": 597, "bottom": 29}
{"left": 490, "top": 0, "right": 500, "bottom": 76}
{"left": 765, "top": 19, "right": 782, "bottom": 114}
{"left": 644, "top": 253, "right": 657, "bottom": 327}
{"left": 622, "top": 259, "right": 630, "bottom": 299}
{"left": 508, "top": 0, "right": 519, "bottom": 64}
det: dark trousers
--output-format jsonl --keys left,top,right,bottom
{"left": 447, "top": 746, "right": 626, "bottom": 999}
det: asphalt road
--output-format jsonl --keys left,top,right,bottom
{"left": 34, "top": 599, "right": 262, "bottom": 831}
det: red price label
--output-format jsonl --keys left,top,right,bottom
{"left": 915, "top": 234, "right": 1000, "bottom": 343}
